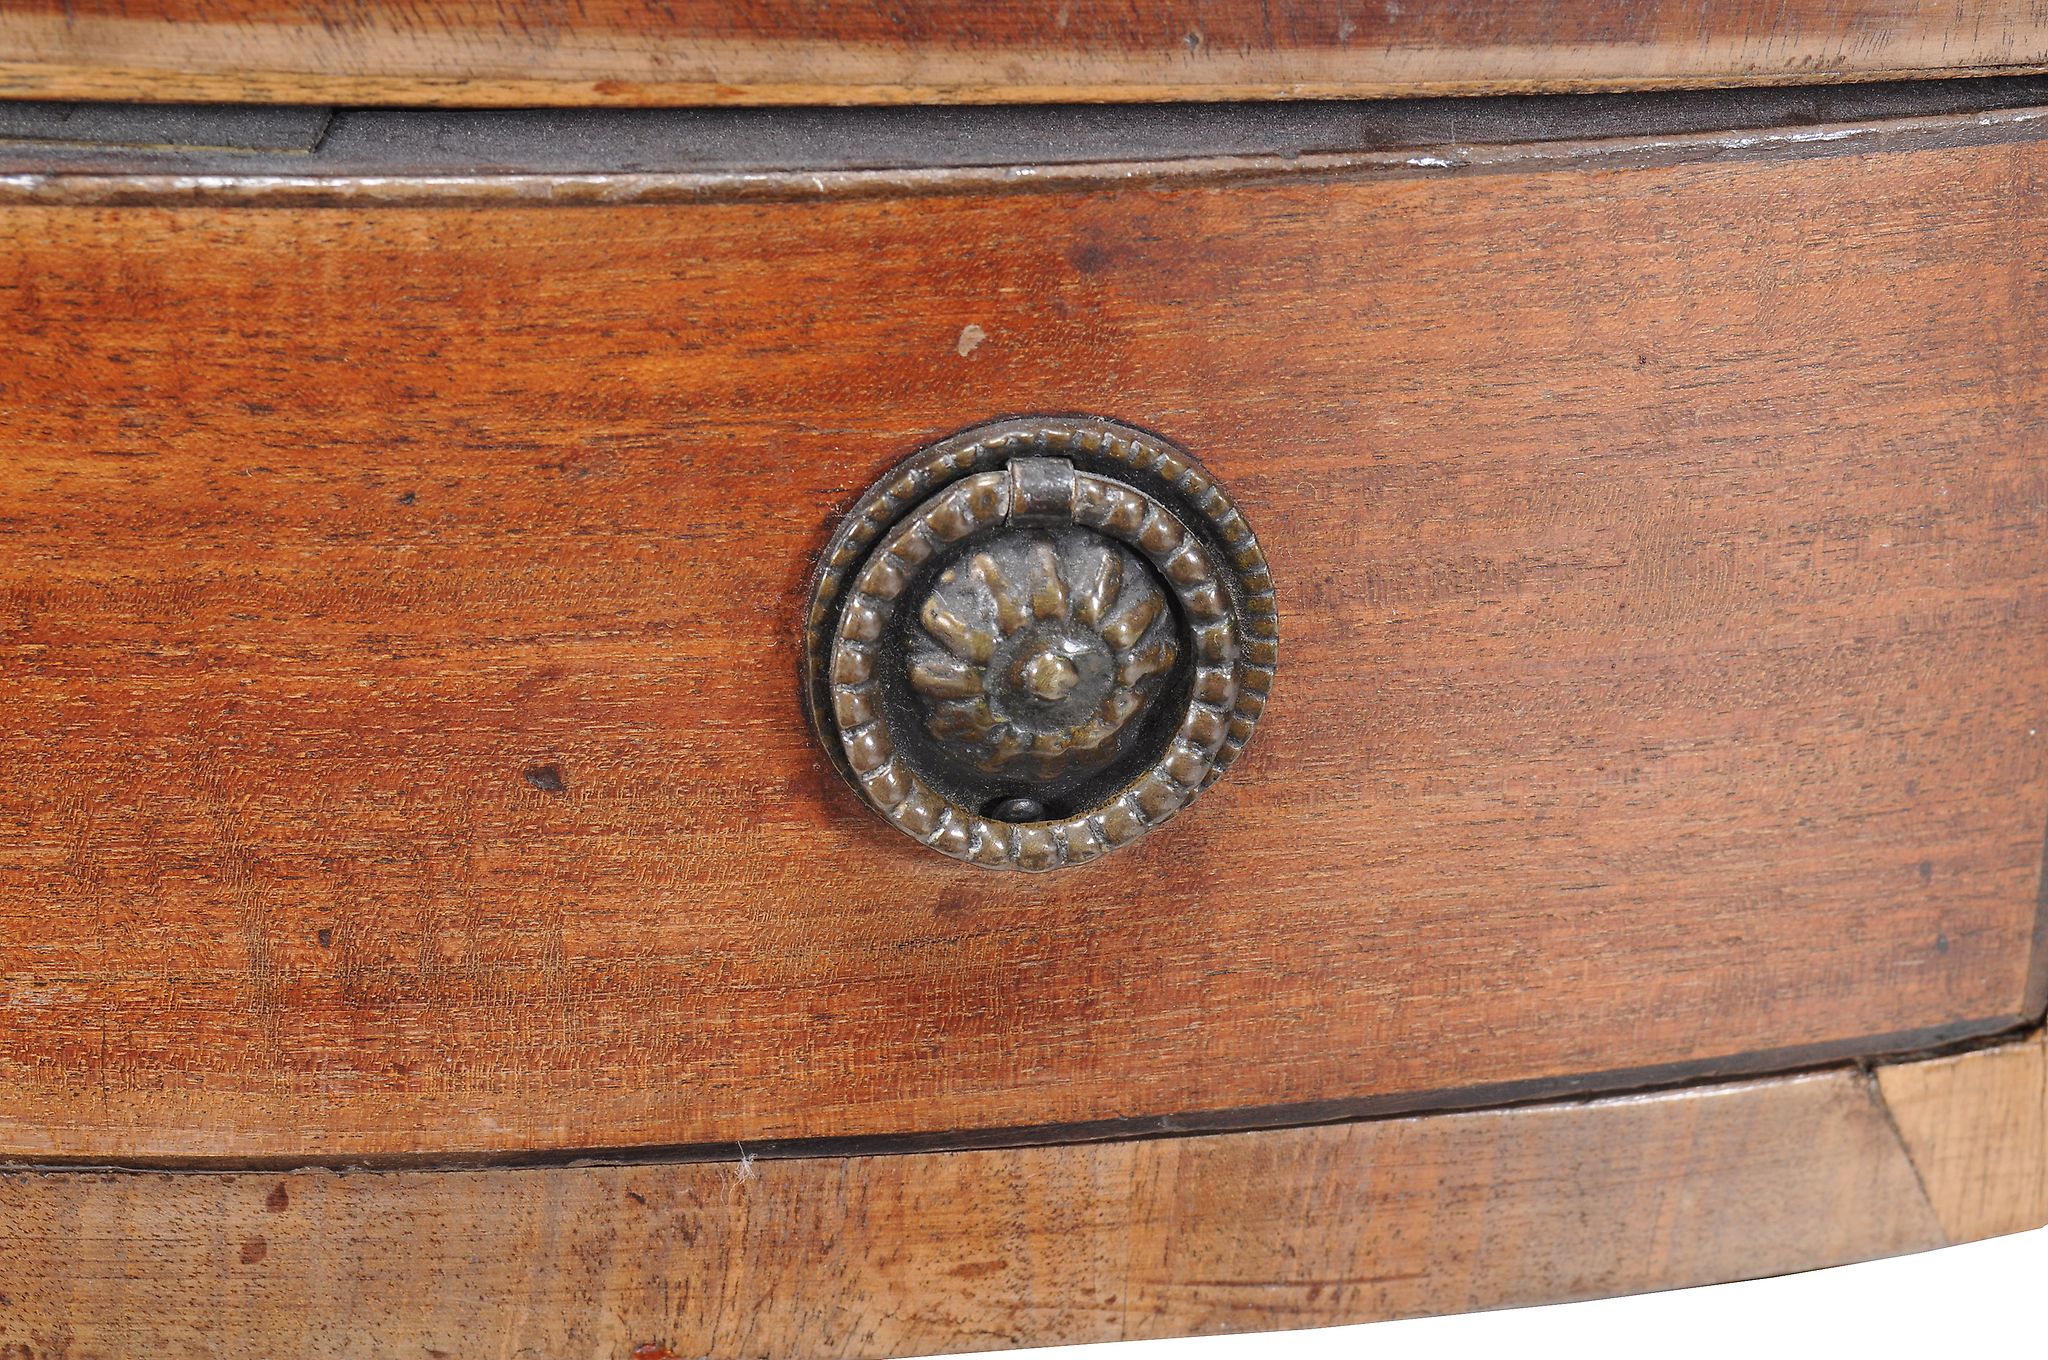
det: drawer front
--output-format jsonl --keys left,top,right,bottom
{"left": 2, "top": 103, "right": 2046, "bottom": 1158}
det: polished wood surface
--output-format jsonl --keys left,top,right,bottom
{"left": 5, "top": 1035, "right": 2040, "bottom": 1359}
{"left": 3, "top": 1, "right": 2048, "bottom": 105}
{"left": 2, "top": 104, "right": 2044, "bottom": 1160}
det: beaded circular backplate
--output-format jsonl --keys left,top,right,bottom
{"left": 802, "top": 418, "right": 1277, "bottom": 871}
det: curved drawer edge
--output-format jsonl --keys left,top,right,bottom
{"left": 3, "top": 3, "right": 2048, "bottom": 108}
{"left": 3, "top": 1031, "right": 2041, "bottom": 1358}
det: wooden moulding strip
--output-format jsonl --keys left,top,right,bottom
{"left": 2, "top": 3, "right": 2048, "bottom": 106}
{"left": 1, "top": 1032, "right": 2042, "bottom": 1359}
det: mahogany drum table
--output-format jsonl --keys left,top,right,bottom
{"left": 1, "top": 4, "right": 2046, "bottom": 1356}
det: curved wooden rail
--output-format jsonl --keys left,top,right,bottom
{"left": 2, "top": 1033, "right": 2041, "bottom": 1357}
{"left": 2, "top": 1, "right": 2047, "bottom": 105}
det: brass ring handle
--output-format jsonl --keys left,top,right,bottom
{"left": 803, "top": 418, "right": 1277, "bottom": 871}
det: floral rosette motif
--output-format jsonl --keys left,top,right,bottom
{"left": 906, "top": 528, "right": 1178, "bottom": 785}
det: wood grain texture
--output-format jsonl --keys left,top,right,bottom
{"left": 3, "top": 2, "right": 2048, "bottom": 105}
{"left": 2, "top": 112, "right": 2046, "bottom": 1161}
{"left": 0, "top": 1060, "right": 1973, "bottom": 1360}
{"left": 1879, "top": 1029, "right": 2048, "bottom": 1242}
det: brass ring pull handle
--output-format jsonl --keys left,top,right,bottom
{"left": 803, "top": 418, "right": 1277, "bottom": 871}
